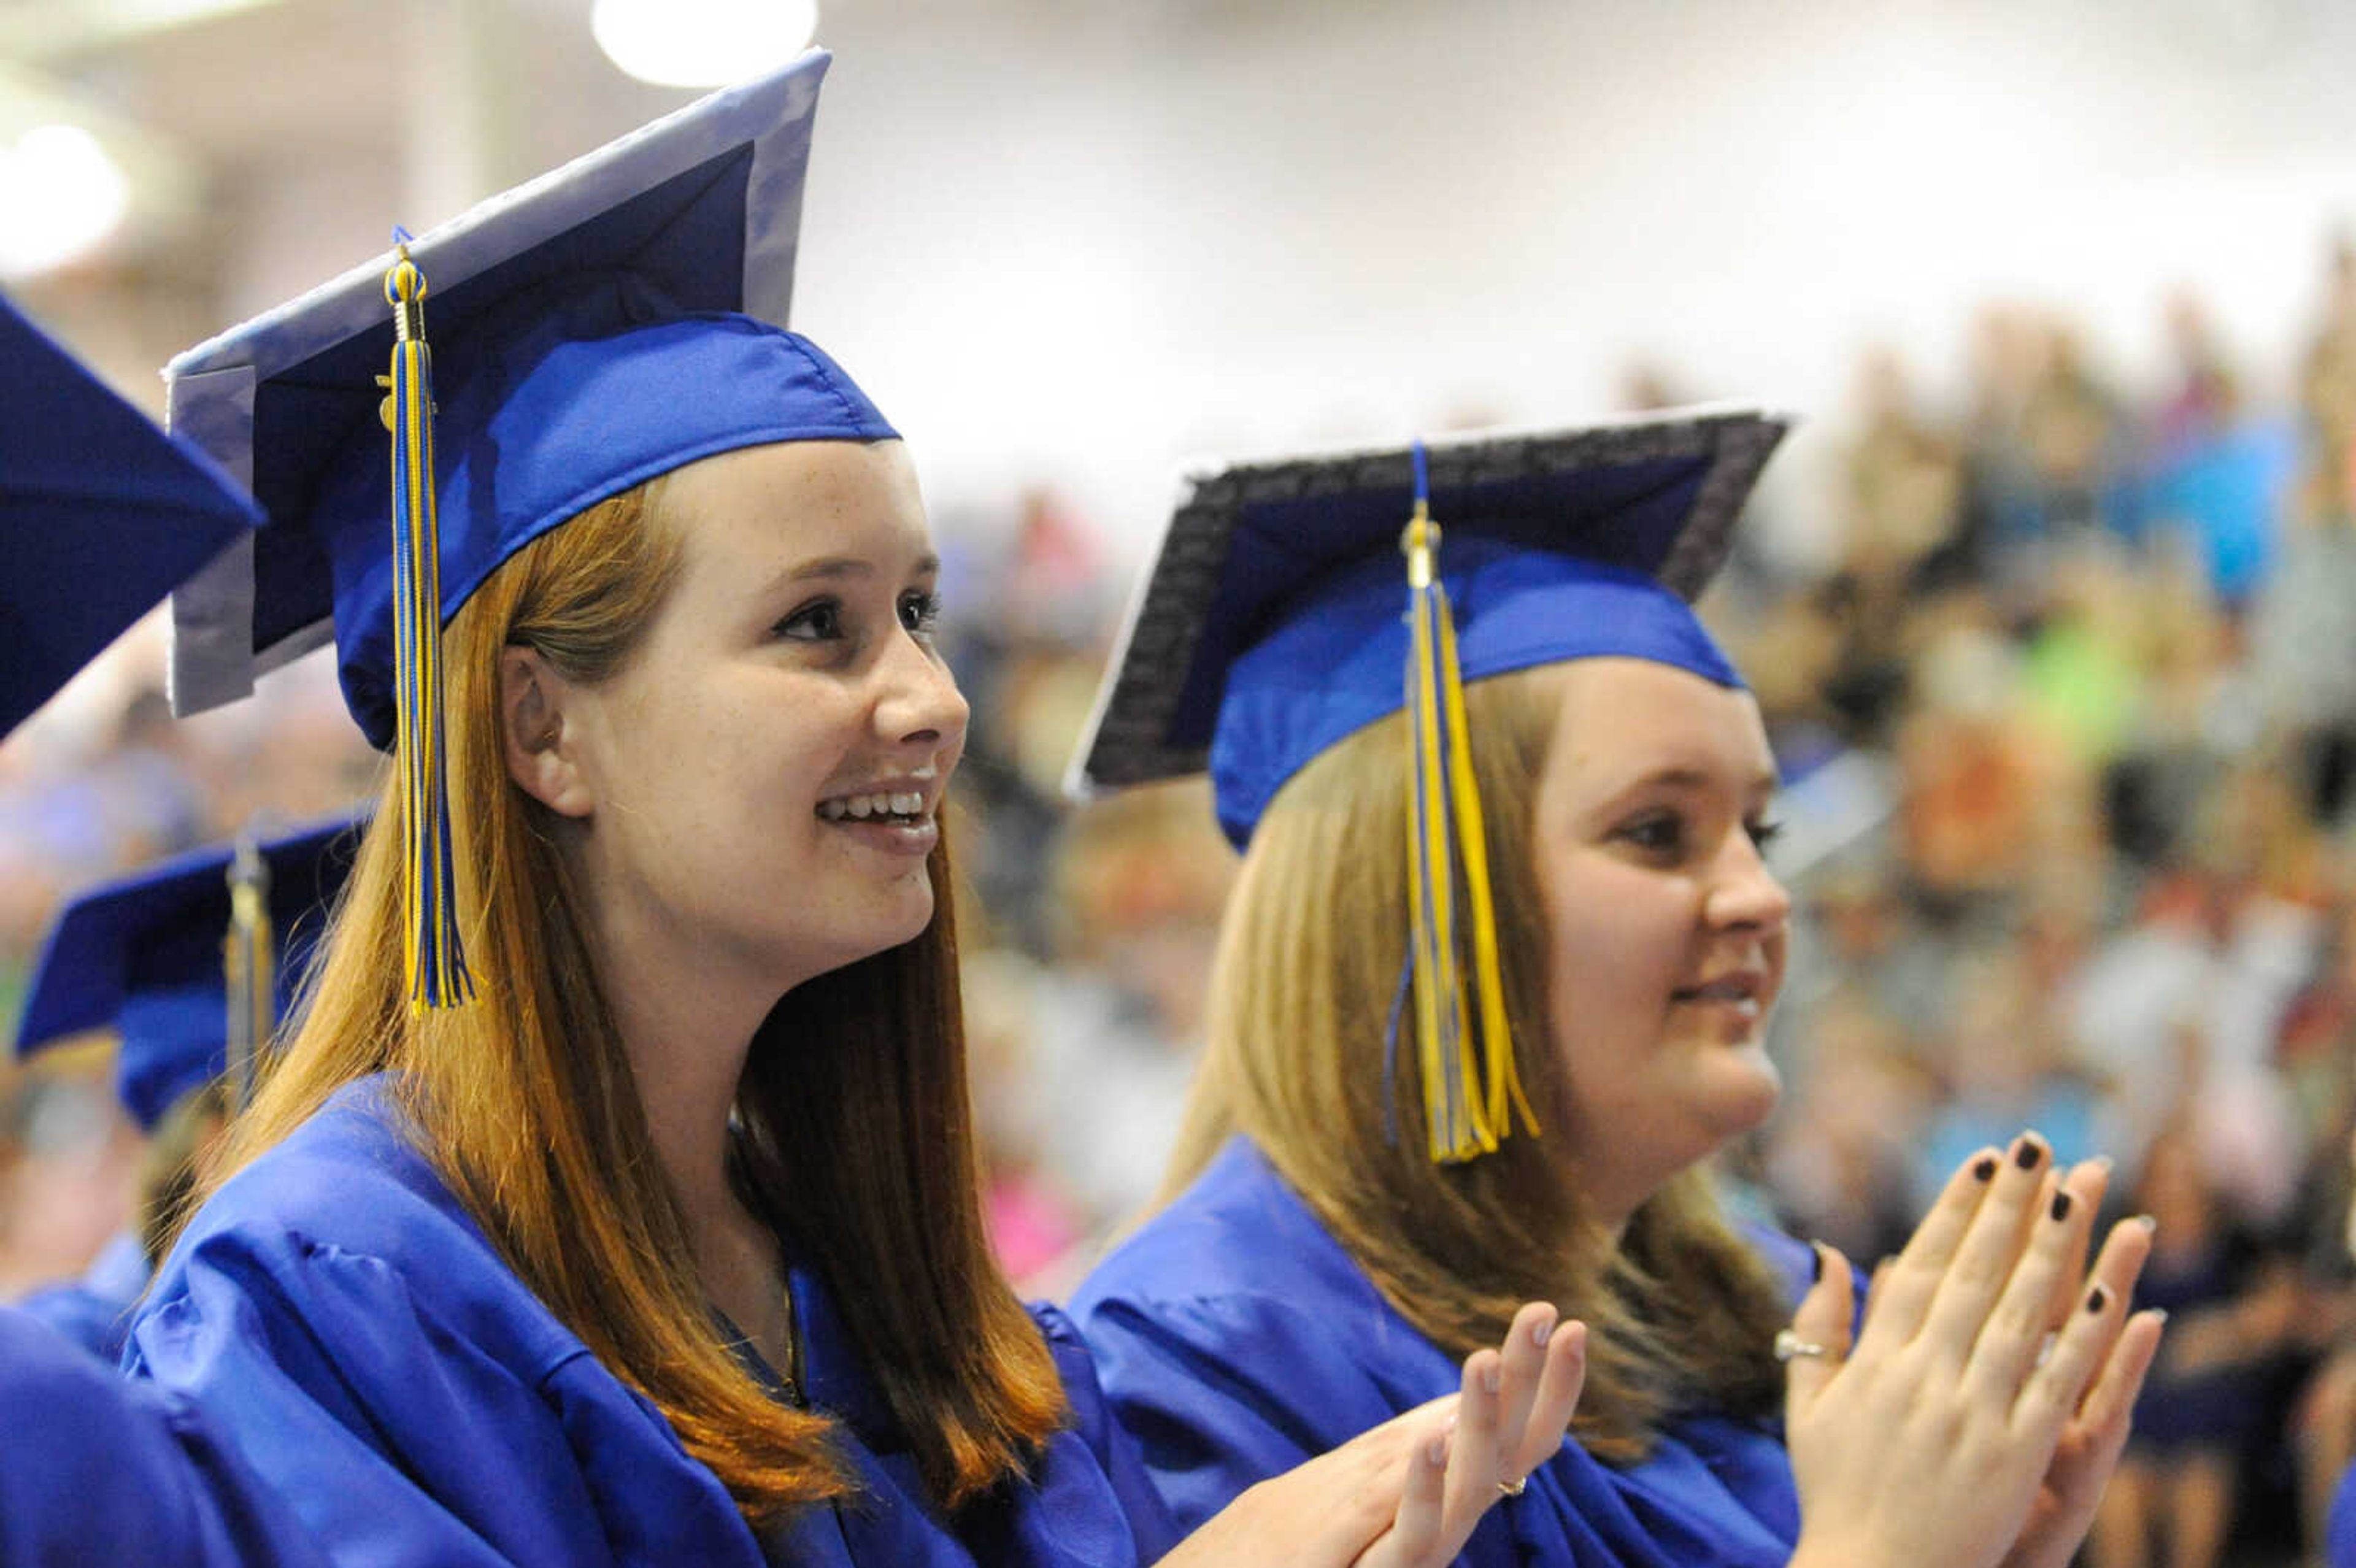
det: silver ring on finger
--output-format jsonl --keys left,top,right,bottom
{"left": 1496, "top": 1475, "right": 1527, "bottom": 1499}
{"left": 1773, "top": 1328, "right": 1830, "bottom": 1363}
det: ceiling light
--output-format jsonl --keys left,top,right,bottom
{"left": 0, "top": 125, "right": 130, "bottom": 280}
{"left": 591, "top": 0, "right": 820, "bottom": 90}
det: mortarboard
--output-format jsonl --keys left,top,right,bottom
{"left": 15, "top": 813, "right": 366, "bottom": 1132}
{"left": 159, "top": 48, "right": 895, "bottom": 1007}
{"left": 0, "top": 295, "right": 263, "bottom": 740}
{"left": 1068, "top": 410, "right": 1789, "bottom": 1163}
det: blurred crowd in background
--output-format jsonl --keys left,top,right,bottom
{"left": 13, "top": 234, "right": 2356, "bottom": 1563}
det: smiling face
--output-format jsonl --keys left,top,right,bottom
{"left": 1530, "top": 658, "right": 1791, "bottom": 1228}
{"left": 553, "top": 438, "right": 967, "bottom": 1001}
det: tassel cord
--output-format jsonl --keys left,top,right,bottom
{"left": 385, "top": 253, "right": 473, "bottom": 1009}
{"left": 1392, "top": 447, "right": 1541, "bottom": 1164}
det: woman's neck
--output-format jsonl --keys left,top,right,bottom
{"left": 608, "top": 969, "right": 763, "bottom": 1218}
{"left": 1564, "top": 1159, "right": 1642, "bottom": 1247}
{"left": 589, "top": 906, "right": 796, "bottom": 1359}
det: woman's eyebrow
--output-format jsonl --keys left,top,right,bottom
{"left": 782, "top": 556, "right": 872, "bottom": 583}
{"left": 750, "top": 552, "right": 942, "bottom": 609}
{"left": 1599, "top": 764, "right": 1714, "bottom": 801}
{"left": 1590, "top": 763, "right": 1779, "bottom": 810}
{"left": 775, "top": 551, "right": 941, "bottom": 586}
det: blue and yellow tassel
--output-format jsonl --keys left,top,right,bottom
{"left": 1398, "top": 442, "right": 1538, "bottom": 1163}
{"left": 382, "top": 242, "right": 472, "bottom": 1010}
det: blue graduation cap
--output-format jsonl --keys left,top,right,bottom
{"left": 0, "top": 294, "right": 263, "bottom": 740}
{"left": 1070, "top": 410, "right": 1788, "bottom": 841}
{"left": 15, "top": 814, "right": 365, "bottom": 1132}
{"left": 1068, "top": 410, "right": 1789, "bottom": 1163}
{"left": 158, "top": 48, "right": 895, "bottom": 1008}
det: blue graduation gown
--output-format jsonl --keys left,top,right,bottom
{"left": 13, "top": 1226, "right": 149, "bottom": 1360}
{"left": 2330, "top": 1461, "right": 2356, "bottom": 1568}
{"left": 0, "top": 1305, "right": 329, "bottom": 1567}
{"left": 1069, "top": 1137, "right": 1810, "bottom": 1568}
{"left": 121, "top": 1075, "right": 1180, "bottom": 1568}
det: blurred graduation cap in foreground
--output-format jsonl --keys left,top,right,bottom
{"left": 0, "top": 294, "right": 263, "bottom": 740}
{"left": 15, "top": 812, "right": 366, "bottom": 1131}
{"left": 1068, "top": 409, "right": 1790, "bottom": 1165}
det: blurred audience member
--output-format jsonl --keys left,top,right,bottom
{"left": 2093, "top": 1121, "right": 2304, "bottom": 1568}
{"left": 1842, "top": 348, "right": 1965, "bottom": 597}
{"left": 1895, "top": 618, "right": 2087, "bottom": 909}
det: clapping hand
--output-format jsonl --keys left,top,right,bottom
{"left": 1159, "top": 1302, "right": 1588, "bottom": 1568}
{"left": 1782, "top": 1136, "right": 2164, "bottom": 1568}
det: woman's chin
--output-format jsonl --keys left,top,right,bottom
{"left": 1706, "top": 1054, "right": 1784, "bottom": 1140}
{"left": 847, "top": 890, "right": 939, "bottom": 964}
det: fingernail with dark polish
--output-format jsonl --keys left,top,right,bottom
{"left": 2086, "top": 1286, "right": 2108, "bottom": 1314}
{"left": 2050, "top": 1191, "right": 2073, "bottom": 1222}
{"left": 2014, "top": 1136, "right": 2044, "bottom": 1170}
{"left": 1811, "top": 1245, "right": 1825, "bottom": 1283}
{"left": 1972, "top": 1155, "right": 1998, "bottom": 1182}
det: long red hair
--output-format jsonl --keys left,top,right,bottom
{"left": 218, "top": 477, "right": 1066, "bottom": 1522}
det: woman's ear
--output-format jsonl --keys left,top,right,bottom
{"left": 499, "top": 646, "right": 593, "bottom": 818}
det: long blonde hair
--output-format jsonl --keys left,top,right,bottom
{"left": 218, "top": 476, "right": 1065, "bottom": 1523}
{"left": 1163, "top": 665, "right": 1787, "bottom": 1461}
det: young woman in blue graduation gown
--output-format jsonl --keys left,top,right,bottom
{"left": 1066, "top": 426, "right": 2171, "bottom": 1568}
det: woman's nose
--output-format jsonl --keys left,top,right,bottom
{"left": 877, "top": 631, "right": 968, "bottom": 750}
{"left": 1707, "top": 832, "right": 1791, "bottom": 931}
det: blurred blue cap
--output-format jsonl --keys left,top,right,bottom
{"left": 1068, "top": 412, "right": 1790, "bottom": 847}
{"left": 0, "top": 295, "right": 262, "bottom": 740}
{"left": 15, "top": 815, "right": 363, "bottom": 1131}
{"left": 161, "top": 48, "right": 894, "bottom": 747}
